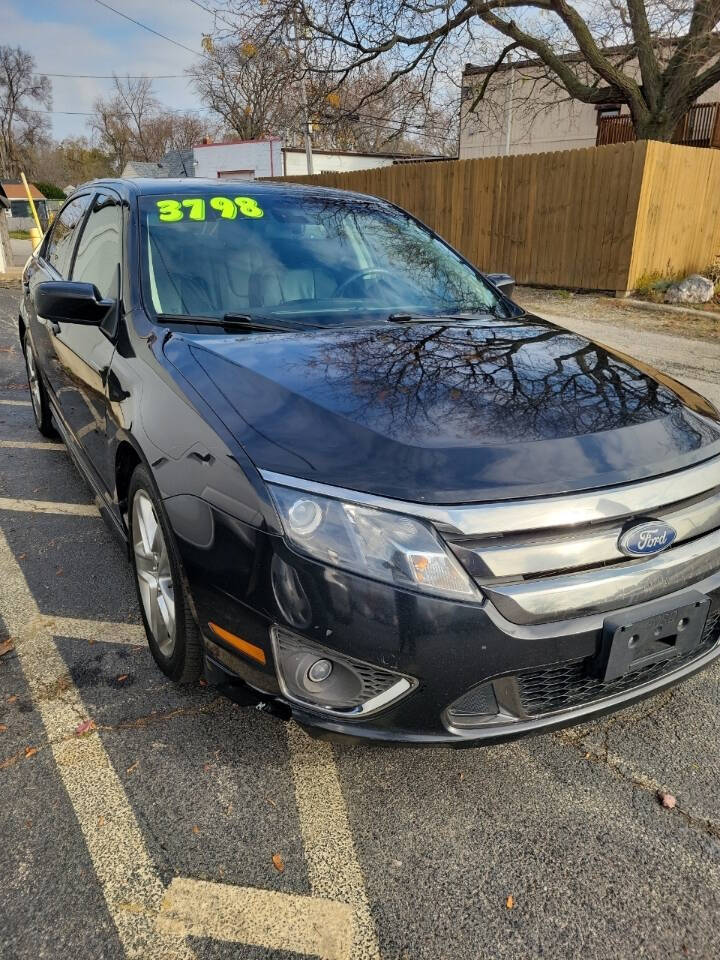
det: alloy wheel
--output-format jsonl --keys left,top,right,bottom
{"left": 132, "top": 490, "right": 176, "bottom": 656}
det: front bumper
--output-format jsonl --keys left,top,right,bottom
{"left": 167, "top": 497, "right": 720, "bottom": 745}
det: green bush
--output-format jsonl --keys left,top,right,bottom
{"left": 33, "top": 181, "right": 66, "bottom": 200}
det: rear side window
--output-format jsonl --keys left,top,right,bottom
{"left": 44, "top": 195, "right": 91, "bottom": 278}
{"left": 71, "top": 193, "right": 122, "bottom": 299}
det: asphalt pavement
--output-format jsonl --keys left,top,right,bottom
{"left": 2, "top": 283, "right": 720, "bottom": 960}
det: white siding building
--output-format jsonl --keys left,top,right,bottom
{"left": 192, "top": 138, "right": 439, "bottom": 179}
{"left": 192, "top": 139, "right": 284, "bottom": 180}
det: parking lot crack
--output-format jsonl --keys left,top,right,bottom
{"left": 555, "top": 716, "right": 720, "bottom": 843}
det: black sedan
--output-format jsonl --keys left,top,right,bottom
{"left": 19, "top": 178, "right": 720, "bottom": 744}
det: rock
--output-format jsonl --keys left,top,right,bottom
{"left": 664, "top": 274, "right": 715, "bottom": 304}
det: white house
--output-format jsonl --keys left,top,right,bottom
{"left": 192, "top": 138, "right": 441, "bottom": 179}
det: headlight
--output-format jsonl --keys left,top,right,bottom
{"left": 268, "top": 483, "right": 478, "bottom": 600}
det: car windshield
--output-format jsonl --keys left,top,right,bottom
{"left": 138, "top": 189, "right": 506, "bottom": 326}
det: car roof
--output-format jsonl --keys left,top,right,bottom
{"left": 73, "top": 176, "right": 381, "bottom": 206}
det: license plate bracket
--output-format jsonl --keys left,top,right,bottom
{"left": 594, "top": 591, "right": 710, "bottom": 683}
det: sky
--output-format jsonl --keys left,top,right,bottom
{"left": 4, "top": 0, "right": 220, "bottom": 141}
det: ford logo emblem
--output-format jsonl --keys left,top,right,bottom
{"left": 618, "top": 520, "right": 677, "bottom": 557}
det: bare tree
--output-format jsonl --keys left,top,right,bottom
{"left": 90, "top": 77, "right": 211, "bottom": 173}
{"left": 0, "top": 45, "right": 52, "bottom": 178}
{"left": 188, "top": 38, "right": 299, "bottom": 140}
{"left": 189, "top": 23, "right": 456, "bottom": 153}
{"left": 212, "top": 0, "right": 720, "bottom": 143}
{"left": 32, "top": 137, "right": 114, "bottom": 188}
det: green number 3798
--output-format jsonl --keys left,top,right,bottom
{"left": 156, "top": 196, "right": 264, "bottom": 222}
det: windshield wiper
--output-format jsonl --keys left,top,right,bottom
{"left": 156, "top": 313, "right": 303, "bottom": 333}
{"left": 388, "top": 305, "right": 519, "bottom": 324}
{"left": 387, "top": 311, "right": 495, "bottom": 323}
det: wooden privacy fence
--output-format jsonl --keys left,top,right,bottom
{"left": 274, "top": 140, "right": 720, "bottom": 294}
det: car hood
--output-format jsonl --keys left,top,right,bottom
{"left": 165, "top": 315, "right": 720, "bottom": 503}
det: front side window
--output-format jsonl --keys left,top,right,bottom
{"left": 44, "top": 194, "right": 91, "bottom": 278}
{"left": 71, "top": 193, "right": 122, "bottom": 299}
{"left": 139, "top": 191, "right": 505, "bottom": 326}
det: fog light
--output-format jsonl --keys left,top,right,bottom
{"left": 270, "top": 625, "right": 416, "bottom": 718}
{"left": 307, "top": 658, "right": 333, "bottom": 683}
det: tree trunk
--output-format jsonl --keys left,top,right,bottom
{"left": 632, "top": 110, "right": 684, "bottom": 142}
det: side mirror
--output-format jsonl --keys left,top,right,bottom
{"left": 486, "top": 273, "right": 515, "bottom": 299}
{"left": 34, "top": 281, "right": 115, "bottom": 326}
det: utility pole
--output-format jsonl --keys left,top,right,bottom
{"left": 505, "top": 65, "right": 515, "bottom": 156}
{"left": 292, "top": 5, "right": 314, "bottom": 175}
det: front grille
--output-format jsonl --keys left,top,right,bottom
{"left": 516, "top": 611, "right": 720, "bottom": 716}
{"left": 441, "top": 456, "right": 720, "bottom": 624}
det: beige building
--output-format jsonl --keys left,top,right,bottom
{"left": 460, "top": 52, "right": 720, "bottom": 159}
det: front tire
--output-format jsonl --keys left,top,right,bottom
{"left": 128, "top": 464, "right": 202, "bottom": 683}
{"left": 23, "top": 334, "right": 55, "bottom": 437}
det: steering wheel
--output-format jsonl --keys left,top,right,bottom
{"left": 334, "top": 267, "right": 395, "bottom": 298}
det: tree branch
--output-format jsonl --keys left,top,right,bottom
{"left": 467, "top": 41, "right": 521, "bottom": 113}
{"left": 625, "top": 0, "right": 661, "bottom": 110}
{"left": 479, "top": 10, "right": 625, "bottom": 106}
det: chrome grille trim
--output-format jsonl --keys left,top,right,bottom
{"left": 456, "top": 487, "right": 720, "bottom": 579}
{"left": 261, "top": 456, "right": 720, "bottom": 536}
{"left": 484, "top": 528, "right": 720, "bottom": 624}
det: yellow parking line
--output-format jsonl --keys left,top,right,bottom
{"left": 0, "top": 439, "right": 64, "bottom": 450}
{"left": 0, "top": 496, "right": 98, "bottom": 516}
{"left": 0, "top": 530, "right": 374, "bottom": 958}
{"left": 288, "top": 724, "right": 381, "bottom": 959}
{"left": 157, "top": 877, "right": 354, "bottom": 960}
{"left": 0, "top": 528, "right": 197, "bottom": 960}
{"left": 0, "top": 399, "right": 32, "bottom": 406}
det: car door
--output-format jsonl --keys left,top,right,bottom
{"left": 26, "top": 193, "right": 92, "bottom": 389}
{"left": 51, "top": 190, "right": 124, "bottom": 492}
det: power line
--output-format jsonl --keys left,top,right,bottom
{"left": 183, "top": 0, "right": 238, "bottom": 33}
{"left": 91, "top": 0, "right": 207, "bottom": 59}
{"left": 38, "top": 106, "right": 212, "bottom": 116}
{"left": 41, "top": 72, "right": 187, "bottom": 79}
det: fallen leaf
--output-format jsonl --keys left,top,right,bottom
{"left": 459, "top": 772, "right": 465, "bottom": 782}
{"left": 116, "top": 674, "right": 128, "bottom": 684}
{"left": 75, "top": 719, "right": 96, "bottom": 736}
{"left": 192, "top": 825, "right": 201, "bottom": 835}
{"left": 56, "top": 567, "right": 63, "bottom": 577}
{"left": 0, "top": 724, "right": 7, "bottom": 734}
{"left": 198, "top": 678, "right": 208, "bottom": 687}
{"left": 0, "top": 639, "right": 15, "bottom": 658}
{"left": 8, "top": 695, "right": 17, "bottom": 704}
{"left": 272, "top": 853, "right": 285, "bottom": 873}
{"left": 24, "top": 746, "right": 38, "bottom": 759}
{"left": 126, "top": 761, "right": 139, "bottom": 775}
{"left": 506, "top": 895, "right": 515, "bottom": 909}
{"left": 659, "top": 791, "right": 677, "bottom": 809}
{"left": 17, "top": 553, "right": 26, "bottom": 560}
{"left": 97, "top": 815, "right": 105, "bottom": 828}
{"left": 25, "top": 819, "right": 32, "bottom": 828}
{"left": 116, "top": 901, "right": 144, "bottom": 914}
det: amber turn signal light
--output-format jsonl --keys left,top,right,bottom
{"left": 208, "top": 622, "right": 266, "bottom": 665}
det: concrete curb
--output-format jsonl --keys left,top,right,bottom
{"left": 623, "top": 298, "right": 720, "bottom": 323}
